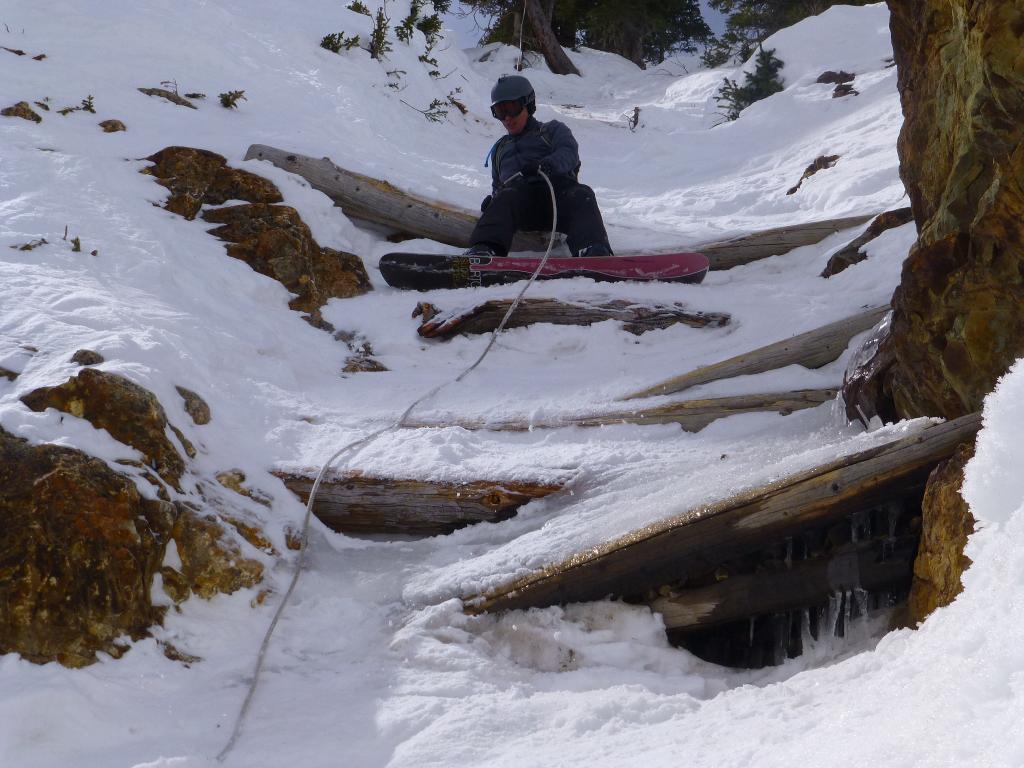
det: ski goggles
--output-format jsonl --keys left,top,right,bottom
{"left": 491, "top": 100, "right": 524, "bottom": 121}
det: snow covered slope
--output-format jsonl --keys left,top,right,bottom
{"left": 3, "top": 2, "right": 1020, "bottom": 767}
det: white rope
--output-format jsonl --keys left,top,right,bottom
{"left": 216, "top": 171, "right": 559, "bottom": 762}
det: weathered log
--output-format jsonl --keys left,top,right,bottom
{"left": 244, "top": 144, "right": 549, "bottom": 251}
{"left": 414, "top": 298, "right": 731, "bottom": 339}
{"left": 404, "top": 389, "right": 836, "bottom": 433}
{"left": 245, "top": 145, "right": 875, "bottom": 269}
{"left": 651, "top": 536, "right": 916, "bottom": 633}
{"left": 464, "top": 412, "right": 981, "bottom": 614}
{"left": 622, "top": 306, "right": 888, "bottom": 401}
{"left": 275, "top": 471, "right": 562, "bottom": 536}
{"left": 698, "top": 213, "right": 875, "bottom": 270}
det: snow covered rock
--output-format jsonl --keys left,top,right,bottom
{"left": 0, "top": 426, "right": 175, "bottom": 667}
{"left": 20, "top": 368, "right": 191, "bottom": 491}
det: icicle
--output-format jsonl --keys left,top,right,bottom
{"left": 854, "top": 587, "right": 869, "bottom": 620}
{"left": 785, "top": 536, "right": 793, "bottom": 568}
{"left": 827, "top": 592, "right": 842, "bottom": 637}
{"left": 748, "top": 617, "right": 755, "bottom": 647}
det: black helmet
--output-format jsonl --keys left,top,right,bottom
{"left": 490, "top": 74, "right": 536, "bottom": 116}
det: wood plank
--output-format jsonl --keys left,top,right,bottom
{"left": 464, "top": 412, "right": 981, "bottom": 614}
{"left": 697, "top": 214, "right": 875, "bottom": 270}
{"left": 404, "top": 389, "right": 836, "bottom": 433}
{"left": 275, "top": 471, "right": 563, "bottom": 536}
{"left": 244, "top": 144, "right": 549, "bottom": 251}
{"left": 622, "top": 305, "right": 889, "bottom": 401}
{"left": 651, "top": 536, "right": 916, "bottom": 633}
{"left": 415, "top": 298, "right": 730, "bottom": 339}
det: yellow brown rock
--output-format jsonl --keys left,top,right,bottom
{"left": 856, "top": 2, "right": 1024, "bottom": 420}
{"left": 20, "top": 368, "right": 187, "bottom": 489}
{"left": 908, "top": 442, "right": 975, "bottom": 623}
{"left": 99, "top": 119, "right": 126, "bottom": 133}
{"left": 0, "top": 426, "right": 174, "bottom": 666}
{"left": 143, "top": 147, "right": 372, "bottom": 324}
{"left": 2, "top": 101, "right": 42, "bottom": 123}
{"left": 201, "top": 203, "right": 371, "bottom": 322}
{"left": 143, "top": 146, "right": 282, "bottom": 220}
{"left": 161, "top": 506, "right": 264, "bottom": 602}
{"left": 176, "top": 385, "right": 211, "bottom": 425}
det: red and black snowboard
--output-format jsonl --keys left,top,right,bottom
{"left": 378, "top": 251, "right": 709, "bottom": 290}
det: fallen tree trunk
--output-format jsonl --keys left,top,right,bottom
{"left": 244, "top": 144, "right": 549, "bottom": 251}
{"left": 698, "top": 214, "right": 875, "bottom": 270}
{"left": 622, "top": 305, "right": 888, "bottom": 401}
{"left": 650, "top": 536, "right": 916, "bottom": 633}
{"left": 414, "top": 298, "right": 731, "bottom": 338}
{"left": 244, "top": 145, "right": 874, "bottom": 268}
{"left": 275, "top": 471, "right": 563, "bottom": 536}
{"left": 404, "top": 389, "right": 836, "bottom": 433}
{"left": 464, "top": 412, "right": 981, "bottom": 614}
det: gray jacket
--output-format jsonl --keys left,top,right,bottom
{"left": 489, "top": 117, "right": 581, "bottom": 193}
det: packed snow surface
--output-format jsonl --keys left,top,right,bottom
{"left": 2, "top": 2, "right": 1018, "bottom": 767}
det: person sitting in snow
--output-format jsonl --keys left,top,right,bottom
{"left": 466, "top": 74, "right": 613, "bottom": 259}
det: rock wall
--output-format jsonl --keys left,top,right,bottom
{"left": 867, "top": 1, "right": 1024, "bottom": 420}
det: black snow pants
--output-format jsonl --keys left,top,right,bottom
{"left": 470, "top": 178, "right": 610, "bottom": 257}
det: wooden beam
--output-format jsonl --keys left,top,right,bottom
{"left": 698, "top": 214, "right": 875, "bottom": 270}
{"left": 622, "top": 306, "right": 888, "bottom": 401}
{"left": 651, "top": 536, "right": 916, "bottom": 634}
{"left": 464, "top": 412, "right": 981, "bottom": 614}
{"left": 243, "top": 144, "right": 549, "bottom": 251}
{"left": 404, "top": 389, "right": 836, "bottom": 433}
{"left": 414, "top": 298, "right": 730, "bottom": 339}
{"left": 275, "top": 471, "right": 563, "bottom": 537}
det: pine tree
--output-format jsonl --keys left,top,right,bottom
{"left": 714, "top": 45, "right": 784, "bottom": 121}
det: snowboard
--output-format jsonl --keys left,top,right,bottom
{"left": 378, "top": 251, "right": 710, "bottom": 290}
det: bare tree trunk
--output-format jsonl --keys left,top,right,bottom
{"left": 523, "top": 0, "right": 580, "bottom": 76}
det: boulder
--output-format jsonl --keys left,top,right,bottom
{"left": 907, "top": 442, "right": 975, "bottom": 624}
{"left": 99, "top": 119, "right": 126, "bottom": 133}
{"left": 0, "top": 427, "right": 265, "bottom": 666}
{"left": 70, "top": 348, "right": 104, "bottom": 366}
{"left": 855, "top": 3, "right": 1024, "bottom": 420}
{"left": 20, "top": 368, "right": 187, "bottom": 489}
{"left": 0, "top": 427, "right": 174, "bottom": 666}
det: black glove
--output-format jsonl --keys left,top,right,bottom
{"left": 521, "top": 160, "right": 553, "bottom": 178}
{"left": 480, "top": 194, "right": 492, "bottom": 212}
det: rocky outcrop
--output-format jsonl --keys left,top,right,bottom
{"left": 144, "top": 147, "right": 372, "bottom": 327}
{"left": 907, "top": 442, "right": 975, "bottom": 623}
{"left": 0, "top": 427, "right": 174, "bottom": 666}
{"left": 143, "top": 146, "right": 282, "bottom": 220}
{"left": 20, "top": 368, "right": 188, "bottom": 490}
{"left": 853, "top": 3, "right": 1024, "bottom": 420}
{"left": 202, "top": 203, "right": 371, "bottom": 323}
